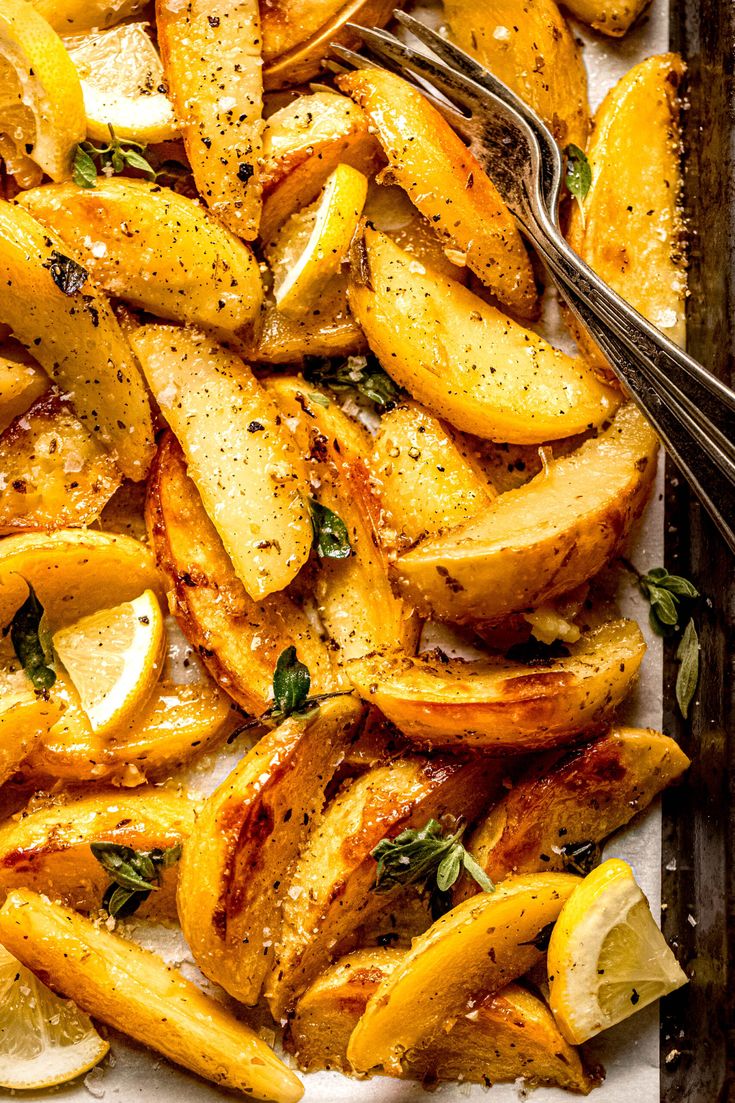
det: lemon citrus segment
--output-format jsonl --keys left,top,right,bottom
{"left": 64, "top": 22, "right": 177, "bottom": 143}
{"left": 52, "top": 588, "right": 165, "bottom": 735}
{"left": 547, "top": 858, "right": 687, "bottom": 1044}
{"left": 268, "top": 162, "right": 368, "bottom": 319}
{"left": 0, "top": 942, "right": 108, "bottom": 1089}
{"left": 29, "top": 0, "right": 148, "bottom": 34}
{"left": 0, "top": 0, "right": 85, "bottom": 183}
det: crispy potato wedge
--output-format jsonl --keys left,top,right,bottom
{"left": 132, "top": 325, "right": 312, "bottom": 601}
{"left": 363, "top": 183, "right": 469, "bottom": 283}
{"left": 347, "top": 618, "right": 646, "bottom": 751}
{"left": 249, "top": 283, "right": 366, "bottom": 364}
{"left": 266, "top": 754, "right": 500, "bottom": 1018}
{"left": 28, "top": 0, "right": 147, "bottom": 32}
{"left": 347, "top": 873, "right": 579, "bottom": 1073}
{"left": 289, "top": 950, "right": 593, "bottom": 1092}
{"left": 178, "top": 697, "right": 362, "bottom": 1005}
{"left": 19, "top": 180, "right": 263, "bottom": 334}
{"left": 0, "top": 788, "right": 195, "bottom": 919}
{"left": 0, "top": 665, "right": 62, "bottom": 786}
{"left": 462, "top": 727, "right": 690, "bottom": 893}
{"left": 146, "top": 434, "right": 337, "bottom": 712}
{"left": 349, "top": 229, "right": 617, "bottom": 443}
{"left": 561, "top": 0, "right": 650, "bottom": 34}
{"left": 156, "top": 0, "right": 263, "bottom": 240}
{"left": 568, "top": 55, "right": 686, "bottom": 364}
{"left": 0, "top": 889, "right": 304, "bottom": 1103}
{"left": 0, "top": 342, "right": 48, "bottom": 434}
{"left": 0, "top": 392, "right": 121, "bottom": 534}
{"left": 444, "top": 0, "right": 590, "bottom": 149}
{"left": 370, "top": 400, "right": 496, "bottom": 550}
{"left": 0, "top": 202, "right": 154, "bottom": 479}
{"left": 338, "top": 69, "right": 537, "bottom": 318}
{"left": 393, "top": 403, "right": 658, "bottom": 623}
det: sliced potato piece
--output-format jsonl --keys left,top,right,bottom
{"left": 266, "top": 754, "right": 499, "bottom": 1018}
{"left": 338, "top": 68, "right": 537, "bottom": 318}
{"left": 0, "top": 202, "right": 154, "bottom": 479}
{"left": 0, "top": 665, "right": 62, "bottom": 786}
{"left": 363, "top": 182, "right": 469, "bottom": 283}
{"left": 349, "top": 229, "right": 617, "bottom": 443}
{"left": 156, "top": 0, "right": 263, "bottom": 240}
{"left": 0, "top": 889, "right": 304, "bottom": 1103}
{"left": 178, "top": 697, "right": 361, "bottom": 1005}
{"left": 0, "top": 392, "right": 121, "bottom": 534}
{"left": 267, "top": 378, "right": 418, "bottom": 661}
{"left": 19, "top": 179, "right": 263, "bottom": 333}
{"left": 347, "top": 619, "right": 646, "bottom": 751}
{"left": 0, "top": 342, "right": 48, "bottom": 434}
{"left": 561, "top": 0, "right": 650, "bottom": 34}
{"left": 248, "top": 282, "right": 365, "bottom": 364}
{"left": 568, "top": 54, "right": 686, "bottom": 363}
{"left": 444, "top": 0, "right": 590, "bottom": 148}
{"left": 132, "top": 325, "right": 312, "bottom": 601}
{"left": 347, "top": 873, "right": 580, "bottom": 1073}
{"left": 0, "top": 788, "right": 194, "bottom": 919}
{"left": 394, "top": 403, "right": 658, "bottom": 623}
{"left": 146, "top": 434, "right": 337, "bottom": 712}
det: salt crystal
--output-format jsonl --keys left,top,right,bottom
{"left": 493, "top": 24, "right": 511, "bottom": 41}
{"left": 84, "top": 1067, "right": 106, "bottom": 1098}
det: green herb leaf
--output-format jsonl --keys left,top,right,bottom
{"left": 310, "top": 499, "right": 352, "bottom": 560}
{"left": 638, "top": 566, "right": 699, "bottom": 636}
{"left": 6, "top": 581, "right": 56, "bottom": 692}
{"left": 272, "top": 646, "right": 311, "bottom": 717}
{"left": 675, "top": 618, "right": 699, "bottom": 719}
{"left": 122, "top": 147, "right": 156, "bottom": 176}
{"left": 304, "top": 354, "right": 400, "bottom": 410}
{"left": 72, "top": 145, "right": 98, "bottom": 188}
{"left": 90, "top": 841, "right": 182, "bottom": 919}
{"left": 73, "top": 126, "right": 157, "bottom": 189}
{"left": 565, "top": 144, "right": 592, "bottom": 204}
{"left": 44, "top": 250, "right": 89, "bottom": 296}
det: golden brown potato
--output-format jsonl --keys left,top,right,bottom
{"left": 265, "top": 754, "right": 500, "bottom": 1018}
{"left": 349, "top": 229, "right": 617, "bottom": 443}
{"left": 248, "top": 283, "right": 366, "bottom": 364}
{"left": 0, "top": 788, "right": 195, "bottom": 919}
{"left": 289, "top": 950, "right": 593, "bottom": 1092}
{"left": 444, "top": 0, "right": 590, "bottom": 149}
{"left": 266, "top": 378, "right": 419, "bottom": 662}
{"left": 177, "top": 697, "right": 362, "bottom": 1005}
{"left": 347, "top": 873, "right": 580, "bottom": 1073}
{"left": 561, "top": 0, "right": 650, "bottom": 34}
{"left": 363, "top": 182, "right": 471, "bottom": 283}
{"left": 0, "top": 201, "right": 154, "bottom": 479}
{"left": 132, "top": 325, "right": 312, "bottom": 601}
{"left": 156, "top": 0, "right": 263, "bottom": 240}
{"left": 347, "top": 618, "right": 646, "bottom": 751}
{"left": 0, "top": 889, "right": 304, "bottom": 1103}
{"left": 0, "top": 665, "right": 62, "bottom": 786}
{"left": 338, "top": 68, "right": 538, "bottom": 318}
{"left": 568, "top": 55, "right": 686, "bottom": 364}
{"left": 393, "top": 403, "right": 658, "bottom": 623}
{"left": 0, "top": 342, "right": 48, "bottom": 434}
{"left": 146, "top": 434, "right": 337, "bottom": 713}
{"left": 0, "top": 393, "right": 121, "bottom": 534}
{"left": 19, "top": 180, "right": 263, "bottom": 334}
{"left": 461, "top": 727, "right": 690, "bottom": 893}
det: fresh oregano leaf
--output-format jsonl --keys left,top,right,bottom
{"left": 638, "top": 566, "right": 699, "bottom": 636}
{"left": 44, "top": 251, "right": 89, "bottom": 296}
{"left": 272, "top": 645, "right": 311, "bottom": 717}
{"left": 310, "top": 499, "right": 352, "bottom": 560}
{"left": 122, "top": 147, "right": 156, "bottom": 174}
{"left": 565, "top": 144, "right": 592, "bottom": 204}
{"left": 304, "top": 354, "right": 400, "bottom": 410}
{"left": 72, "top": 145, "right": 98, "bottom": 188}
{"left": 6, "top": 581, "right": 56, "bottom": 692}
{"left": 675, "top": 618, "right": 699, "bottom": 719}
{"left": 91, "top": 841, "right": 181, "bottom": 918}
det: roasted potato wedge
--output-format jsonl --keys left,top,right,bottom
{"left": 393, "top": 403, "right": 658, "bottom": 623}
{"left": 364, "top": 183, "right": 469, "bottom": 283}
{"left": 347, "top": 873, "right": 580, "bottom": 1073}
{"left": 267, "top": 378, "right": 418, "bottom": 661}
{"left": 248, "top": 283, "right": 366, "bottom": 364}
{"left": 462, "top": 727, "right": 690, "bottom": 892}
{"left": 349, "top": 229, "right": 617, "bottom": 443}
{"left": 266, "top": 754, "right": 500, "bottom": 1018}
{"left": 568, "top": 55, "right": 686, "bottom": 364}
{"left": 347, "top": 618, "right": 646, "bottom": 751}
{"left": 561, "top": 0, "right": 650, "bottom": 34}
{"left": 0, "top": 889, "right": 304, "bottom": 1103}
{"left": 132, "top": 325, "right": 312, "bottom": 601}
{"left": 178, "top": 697, "right": 362, "bottom": 1005}
{"left": 0, "top": 342, "right": 48, "bottom": 434}
{"left": 19, "top": 180, "right": 263, "bottom": 334}
{"left": 156, "top": 0, "right": 263, "bottom": 240}
{"left": 146, "top": 434, "right": 337, "bottom": 712}
{"left": 0, "top": 202, "right": 154, "bottom": 479}
{"left": 0, "top": 392, "right": 121, "bottom": 534}
{"left": 444, "top": 0, "right": 590, "bottom": 149}
{"left": 289, "top": 950, "right": 593, "bottom": 1092}
{"left": 0, "top": 665, "right": 62, "bottom": 786}
{"left": 0, "top": 788, "right": 195, "bottom": 919}
{"left": 337, "top": 68, "right": 538, "bottom": 318}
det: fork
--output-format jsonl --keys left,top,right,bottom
{"left": 330, "top": 15, "right": 735, "bottom": 552}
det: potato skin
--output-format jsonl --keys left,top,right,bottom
{"left": 561, "top": 0, "right": 650, "bottom": 35}
{"left": 248, "top": 284, "right": 365, "bottom": 364}
{"left": 0, "top": 666, "right": 62, "bottom": 786}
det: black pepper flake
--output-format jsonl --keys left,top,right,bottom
{"left": 247, "top": 420, "right": 265, "bottom": 433}
{"left": 44, "top": 251, "right": 89, "bottom": 295}
{"left": 237, "top": 162, "right": 254, "bottom": 182}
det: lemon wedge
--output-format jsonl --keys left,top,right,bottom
{"left": 0, "top": 942, "right": 108, "bottom": 1089}
{"left": 29, "top": 0, "right": 147, "bottom": 35}
{"left": 547, "top": 858, "right": 687, "bottom": 1044}
{"left": 267, "top": 162, "right": 368, "bottom": 319}
{"left": 64, "top": 22, "right": 177, "bottom": 144}
{"left": 0, "top": 0, "right": 85, "bottom": 184}
{"left": 52, "top": 588, "right": 165, "bottom": 735}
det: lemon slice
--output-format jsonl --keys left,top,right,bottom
{"left": 0, "top": 942, "right": 108, "bottom": 1088}
{"left": 547, "top": 858, "right": 687, "bottom": 1044}
{"left": 0, "top": 0, "right": 85, "bottom": 183}
{"left": 52, "top": 588, "right": 165, "bottom": 735}
{"left": 268, "top": 162, "right": 368, "bottom": 319}
{"left": 64, "top": 22, "right": 177, "bottom": 144}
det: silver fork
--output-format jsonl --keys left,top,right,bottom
{"left": 330, "top": 16, "right": 735, "bottom": 553}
